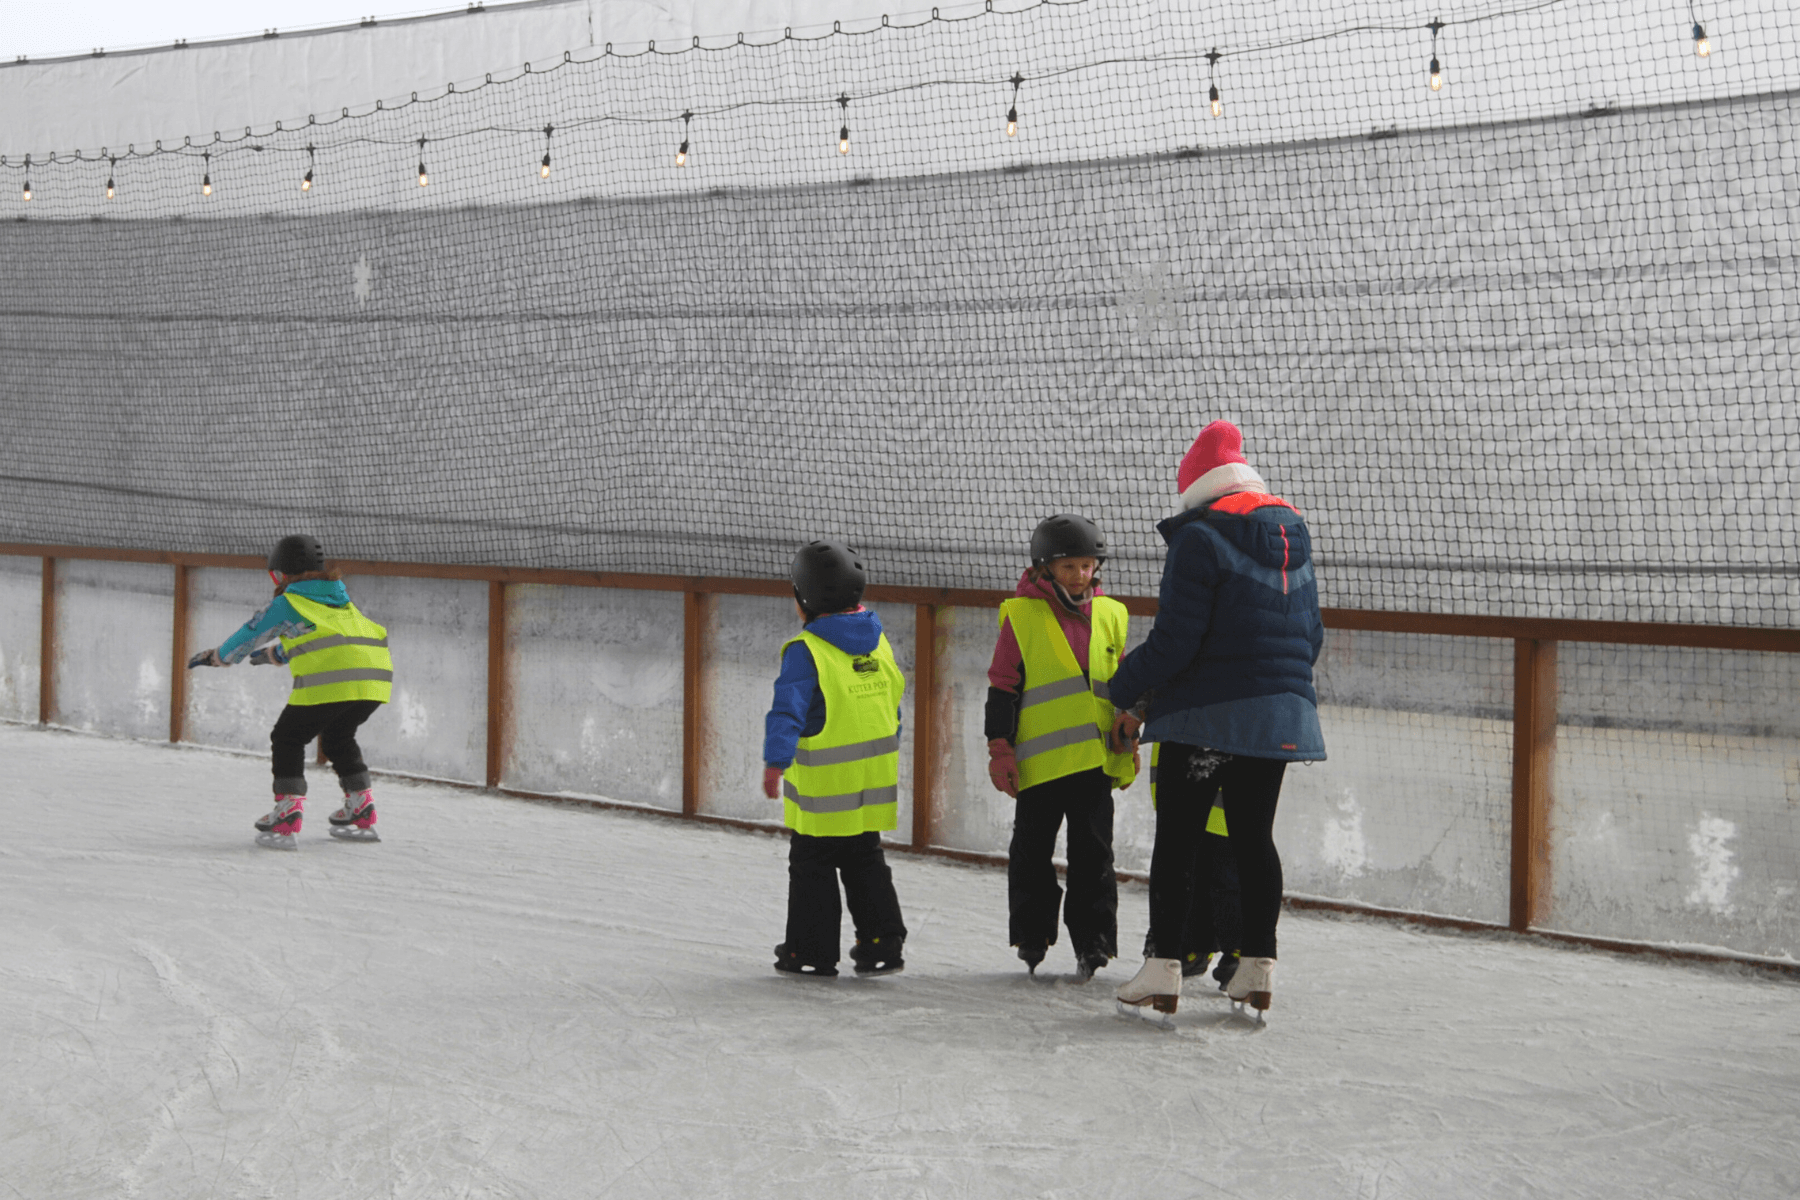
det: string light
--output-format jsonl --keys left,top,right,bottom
{"left": 106, "top": 155, "right": 116, "bottom": 199}
{"left": 22, "top": 154, "right": 31, "bottom": 202}
{"left": 301, "top": 144, "right": 314, "bottom": 192}
{"left": 838, "top": 94, "right": 850, "bottom": 155}
{"left": 417, "top": 136, "right": 429, "bottom": 187}
{"left": 540, "top": 124, "right": 553, "bottom": 179}
{"left": 1207, "top": 48, "right": 1223, "bottom": 118}
{"left": 201, "top": 151, "right": 212, "bottom": 196}
{"left": 1007, "top": 73, "right": 1022, "bottom": 137}
{"left": 676, "top": 111, "right": 692, "bottom": 167}
{"left": 1692, "top": 21, "right": 1711, "bottom": 57}
{"left": 1428, "top": 19, "right": 1445, "bottom": 91}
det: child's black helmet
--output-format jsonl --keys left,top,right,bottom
{"left": 268, "top": 534, "right": 326, "bottom": 575}
{"left": 1030, "top": 514, "right": 1107, "bottom": 566}
{"left": 791, "top": 540, "right": 867, "bottom": 616}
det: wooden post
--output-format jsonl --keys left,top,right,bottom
{"left": 169, "top": 564, "right": 191, "bottom": 743}
{"left": 486, "top": 580, "right": 509, "bottom": 788}
{"left": 682, "top": 591, "right": 709, "bottom": 817}
{"left": 1510, "top": 638, "right": 1558, "bottom": 932}
{"left": 912, "top": 604, "right": 939, "bottom": 848}
{"left": 38, "top": 557, "right": 57, "bottom": 725}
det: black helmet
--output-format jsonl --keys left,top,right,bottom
{"left": 791, "top": 539, "right": 867, "bottom": 616}
{"left": 1030, "top": 514, "right": 1107, "bottom": 566}
{"left": 268, "top": 534, "right": 326, "bottom": 575}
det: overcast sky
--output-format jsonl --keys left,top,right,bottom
{"left": 0, "top": 0, "right": 467, "bottom": 58}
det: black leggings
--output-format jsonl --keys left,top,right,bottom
{"left": 270, "top": 699, "right": 383, "bottom": 796}
{"left": 1149, "top": 745, "right": 1286, "bottom": 960}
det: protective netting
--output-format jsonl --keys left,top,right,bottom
{"left": 2, "top": 0, "right": 1797, "bottom": 623}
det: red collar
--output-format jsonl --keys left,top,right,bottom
{"left": 1208, "top": 491, "right": 1299, "bottom": 516}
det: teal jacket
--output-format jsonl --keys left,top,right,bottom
{"left": 218, "top": 580, "right": 352, "bottom": 664}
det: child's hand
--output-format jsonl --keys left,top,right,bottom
{"left": 762, "top": 766, "right": 783, "bottom": 800}
{"left": 1108, "top": 711, "right": 1142, "bottom": 754}
{"left": 987, "top": 739, "right": 1019, "bottom": 797}
{"left": 248, "top": 646, "right": 282, "bottom": 666}
{"left": 186, "top": 648, "right": 224, "bottom": 668}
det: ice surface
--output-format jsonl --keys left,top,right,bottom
{"left": 3, "top": 724, "right": 1796, "bottom": 1198}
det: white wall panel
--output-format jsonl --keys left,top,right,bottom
{"left": 52, "top": 560, "right": 173, "bottom": 739}
{"left": 0, "top": 556, "right": 42, "bottom": 723}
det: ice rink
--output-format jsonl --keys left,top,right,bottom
{"left": 3, "top": 723, "right": 1796, "bottom": 1199}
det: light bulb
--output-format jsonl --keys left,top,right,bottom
{"left": 540, "top": 153, "right": 551, "bottom": 180}
{"left": 21, "top": 182, "right": 30, "bottom": 202}
{"left": 1209, "top": 84, "right": 1223, "bottom": 118}
{"left": 301, "top": 170, "right": 312, "bottom": 192}
{"left": 839, "top": 125, "right": 850, "bottom": 155}
{"left": 202, "top": 174, "right": 212, "bottom": 196}
{"left": 106, "top": 179, "right": 115, "bottom": 199}
{"left": 1429, "top": 57, "right": 1443, "bottom": 90}
{"left": 418, "top": 164, "right": 429, "bottom": 187}
{"left": 676, "top": 140, "right": 689, "bottom": 167}
{"left": 1693, "top": 23, "right": 1710, "bottom": 57}
{"left": 1007, "top": 106, "right": 1018, "bottom": 137}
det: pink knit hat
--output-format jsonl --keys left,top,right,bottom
{"left": 1177, "top": 420, "right": 1267, "bottom": 510}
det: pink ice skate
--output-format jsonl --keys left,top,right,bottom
{"left": 328, "top": 790, "right": 380, "bottom": 843}
{"left": 254, "top": 795, "right": 305, "bottom": 851}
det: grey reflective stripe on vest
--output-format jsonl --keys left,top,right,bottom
{"left": 291, "top": 667, "right": 395, "bottom": 690}
{"left": 1015, "top": 723, "right": 1101, "bottom": 763}
{"left": 791, "top": 733, "right": 901, "bottom": 769}
{"left": 285, "top": 634, "right": 391, "bottom": 659}
{"left": 1021, "top": 674, "right": 1092, "bottom": 711}
{"left": 783, "top": 778, "right": 900, "bottom": 814}
{"left": 1091, "top": 677, "right": 1111, "bottom": 702}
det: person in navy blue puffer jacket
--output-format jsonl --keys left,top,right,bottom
{"left": 1109, "top": 421, "right": 1325, "bottom": 1021}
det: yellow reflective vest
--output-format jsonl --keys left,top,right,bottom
{"left": 1000, "top": 595, "right": 1137, "bottom": 791}
{"left": 1148, "top": 744, "right": 1230, "bottom": 835}
{"left": 279, "top": 592, "right": 394, "bottom": 706}
{"left": 780, "top": 630, "right": 905, "bottom": 837}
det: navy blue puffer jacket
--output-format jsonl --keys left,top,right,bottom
{"left": 1108, "top": 492, "right": 1326, "bottom": 761}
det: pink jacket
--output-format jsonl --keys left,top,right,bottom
{"left": 988, "top": 569, "right": 1103, "bottom": 692}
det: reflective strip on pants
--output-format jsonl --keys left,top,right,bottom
{"left": 791, "top": 734, "right": 901, "bottom": 769}
{"left": 783, "top": 778, "right": 900, "bottom": 814}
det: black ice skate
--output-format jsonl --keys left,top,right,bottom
{"left": 1073, "top": 947, "right": 1110, "bottom": 983}
{"left": 1015, "top": 942, "right": 1047, "bottom": 976}
{"left": 773, "top": 944, "right": 838, "bottom": 979}
{"left": 850, "top": 935, "right": 905, "bottom": 977}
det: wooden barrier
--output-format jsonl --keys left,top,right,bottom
{"left": 8, "top": 539, "right": 1799, "bottom": 969}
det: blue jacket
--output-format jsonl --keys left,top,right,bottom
{"left": 763, "top": 608, "right": 901, "bottom": 769}
{"left": 218, "top": 579, "right": 353, "bottom": 664}
{"left": 1107, "top": 493, "right": 1326, "bottom": 761}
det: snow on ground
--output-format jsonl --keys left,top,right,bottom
{"left": 2, "top": 724, "right": 1797, "bottom": 1199}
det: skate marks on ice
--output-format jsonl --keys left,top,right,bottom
{"left": 3, "top": 726, "right": 1800, "bottom": 1199}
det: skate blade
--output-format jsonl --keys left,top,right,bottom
{"left": 1115, "top": 999, "right": 1176, "bottom": 1030}
{"left": 1230, "top": 999, "right": 1269, "bottom": 1027}
{"left": 254, "top": 831, "right": 298, "bottom": 851}
{"left": 328, "top": 825, "right": 381, "bottom": 843}
{"left": 852, "top": 963, "right": 904, "bottom": 978}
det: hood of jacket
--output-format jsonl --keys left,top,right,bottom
{"left": 803, "top": 606, "right": 883, "bottom": 655}
{"left": 1158, "top": 493, "right": 1312, "bottom": 575}
{"left": 283, "top": 579, "right": 351, "bottom": 608}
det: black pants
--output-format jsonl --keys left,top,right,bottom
{"left": 270, "top": 699, "right": 383, "bottom": 796}
{"left": 1146, "top": 827, "right": 1243, "bottom": 963}
{"left": 785, "top": 831, "right": 907, "bottom": 967}
{"left": 1008, "top": 768, "right": 1118, "bottom": 958}
{"left": 1149, "top": 745, "right": 1286, "bottom": 960}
